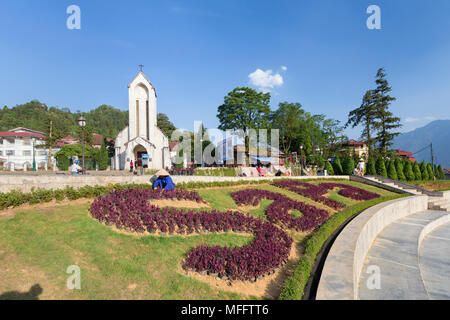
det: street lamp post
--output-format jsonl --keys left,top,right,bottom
{"left": 77, "top": 116, "right": 86, "bottom": 175}
{"left": 32, "top": 137, "right": 36, "bottom": 172}
{"left": 200, "top": 137, "right": 204, "bottom": 168}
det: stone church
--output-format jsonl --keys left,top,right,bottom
{"left": 113, "top": 71, "right": 171, "bottom": 171}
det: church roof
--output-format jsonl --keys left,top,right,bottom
{"left": 128, "top": 71, "right": 157, "bottom": 97}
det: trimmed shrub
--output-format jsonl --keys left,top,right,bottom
{"left": 375, "top": 157, "right": 387, "bottom": 177}
{"left": 395, "top": 160, "right": 406, "bottom": 181}
{"left": 420, "top": 162, "right": 429, "bottom": 181}
{"left": 427, "top": 164, "right": 434, "bottom": 181}
{"left": 404, "top": 161, "right": 415, "bottom": 181}
{"left": 365, "top": 157, "right": 377, "bottom": 175}
{"left": 325, "top": 161, "right": 334, "bottom": 176}
{"left": 332, "top": 155, "right": 343, "bottom": 175}
{"left": 438, "top": 165, "right": 445, "bottom": 180}
{"left": 413, "top": 162, "right": 422, "bottom": 181}
{"left": 387, "top": 161, "right": 398, "bottom": 180}
{"left": 56, "top": 154, "right": 70, "bottom": 171}
{"left": 342, "top": 155, "right": 355, "bottom": 176}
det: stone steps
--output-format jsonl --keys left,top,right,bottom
{"left": 359, "top": 210, "right": 450, "bottom": 299}
{"left": 364, "top": 176, "right": 448, "bottom": 210}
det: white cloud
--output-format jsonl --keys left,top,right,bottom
{"left": 281, "top": 66, "right": 287, "bottom": 71}
{"left": 248, "top": 69, "right": 284, "bottom": 92}
{"left": 405, "top": 116, "right": 437, "bottom": 123}
{"left": 405, "top": 117, "right": 420, "bottom": 123}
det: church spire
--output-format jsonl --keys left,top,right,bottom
{"left": 139, "top": 64, "right": 144, "bottom": 72}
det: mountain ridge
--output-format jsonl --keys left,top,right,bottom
{"left": 393, "top": 120, "right": 450, "bottom": 168}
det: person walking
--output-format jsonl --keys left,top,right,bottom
{"left": 130, "top": 160, "right": 134, "bottom": 173}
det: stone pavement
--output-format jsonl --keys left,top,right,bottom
{"left": 419, "top": 222, "right": 450, "bottom": 299}
{"left": 359, "top": 210, "right": 450, "bottom": 299}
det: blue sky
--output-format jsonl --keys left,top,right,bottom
{"left": 1, "top": 0, "right": 450, "bottom": 139}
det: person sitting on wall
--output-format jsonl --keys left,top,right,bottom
{"left": 357, "top": 159, "right": 365, "bottom": 176}
{"left": 70, "top": 160, "right": 82, "bottom": 175}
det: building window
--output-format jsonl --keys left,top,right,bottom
{"left": 23, "top": 138, "right": 31, "bottom": 146}
{"left": 0, "top": 137, "right": 3, "bottom": 145}
{"left": 0, "top": 150, "right": 2, "bottom": 156}
{"left": 6, "top": 138, "right": 15, "bottom": 145}
{"left": 23, "top": 150, "right": 32, "bottom": 156}
{"left": 6, "top": 150, "right": 14, "bottom": 156}
{"left": 38, "top": 151, "right": 47, "bottom": 156}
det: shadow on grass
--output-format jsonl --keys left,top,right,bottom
{"left": 0, "top": 284, "right": 43, "bottom": 300}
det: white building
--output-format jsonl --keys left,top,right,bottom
{"left": 0, "top": 127, "right": 61, "bottom": 171}
{"left": 113, "top": 71, "right": 171, "bottom": 170}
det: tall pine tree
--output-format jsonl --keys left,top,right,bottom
{"left": 372, "top": 68, "right": 402, "bottom": 156}
{"left": 345, "top": 90, "right": 377, "bottom": 154}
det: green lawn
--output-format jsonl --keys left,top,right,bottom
{"left": 0, "top": 179, "right": 398, "bottom": 300}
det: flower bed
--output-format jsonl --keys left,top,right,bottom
{"left": 231, "top": 189, "right": 329, "bottom": 232}
{"left": 90, "top": 188, "right": 292, "bottom": 281}
{"left": 273, "top": 181, "right": 379, "bottom": 209}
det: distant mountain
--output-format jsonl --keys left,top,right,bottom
{"left": 393, "top": 120, "right": 450, "bottom": 168}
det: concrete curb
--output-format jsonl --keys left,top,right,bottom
{"left": 316, "top": 195, "right": 428, "bottom": 300}
{"left": 0, "top": 175, "right": 350, "bottom": 193}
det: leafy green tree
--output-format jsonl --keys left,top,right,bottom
{"left": 365, "top": 157, "right": 377, "bottom": 175}
{"left": 157, "top": 113, "right": 177, "bottom": 139}
{"left": 325, "top": 161, "right": 334, "bottom": 175}
{"left": 395, "top": 160, "right": 406, "bottom": 181}
{"left": 217, "top": 87, "right": 271, "bottom": 164}
{"left": 404, "top": 161, "right": 415, "bottom": 181}
{"left": 372, "top": 68, "right": 402, "bottom": 155}
{"left": 332, "top": 155, "right": 343, "bottom": 175}
{"left": 342, "top": 155, "right": 355, "bottom": 175}
{"left": 269, "top": 102, "right": 304, "bottom": 154}
{"left": 413, "top": 162, "right": 422, "bottom": 181}
{"left": 420, "top": 162, "right": 429, "bottom": 181}
{"left": 345, "top": 90, "right": 378, "bottom": 154}
{"left": 387, "top": 161, "right": 398, "bottom": 180}
{"left": 376, "top": 157, "right": 388, "bottom": 177}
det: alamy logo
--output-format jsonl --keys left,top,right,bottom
{"left": 66, "top": 265, "right": 81, "bottom": 290}
{"left": 366, "top": 265, "right": 381, "bottom": 290}
{"left": 367, "top": 5, "right": 381, "bottom": 30}
{"left": 66, "top": 5, "right": 81, "bottom": 30}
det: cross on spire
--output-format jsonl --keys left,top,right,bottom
{"left": 139, "top": 64, "right": 144, "bottom": 72}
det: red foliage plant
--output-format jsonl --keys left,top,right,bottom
{"left": 272, "top": 181, "right": 379, "bottom": 209}
{"left": 90, "top": 188, "right": 292, "bottom": 281}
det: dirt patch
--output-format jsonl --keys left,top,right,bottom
{"left": 178, "top": 238, "right": 304, "bottom": 299}
{"left": 0, "top": 199, "right": 93, "bottom": 220}
{"left": 0, "top": 245, "right": 75, "bottom": 300}
{"left": 418, "top": 181, "right": 450, "bottom": 191}
{"left": 149, "top": 199, "right": 209, "bottom": 209}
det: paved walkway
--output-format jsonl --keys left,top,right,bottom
{"left": 359, "top": 210, "right": 450, "bottom": 300}
{"left": 419, "top": 222, "right": 450, "bottom": 299}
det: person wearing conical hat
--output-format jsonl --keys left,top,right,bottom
{"left": 153, "top": 168, "right": 175, "bottom": 190}
{"left": 155, "top": 168, "right": 170, "bottom": 177}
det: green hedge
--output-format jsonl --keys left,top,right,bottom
{"left": 278, "top": 193, "right": 407, "bottom": 300}
{"left": 0, "top": 183, "right": 157, "bottom": 210}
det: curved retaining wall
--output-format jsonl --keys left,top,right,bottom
{"left": 0, "top": 175, "right": 350, "bottom": 193}
{"left": 316, "top": 195, "right": 428, "bottom": 300}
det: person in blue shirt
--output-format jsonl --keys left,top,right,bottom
{"left": 153, "top": 169, "right": 175, "bottom": 190}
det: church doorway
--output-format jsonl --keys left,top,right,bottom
{"left": 133, "top": 145, "right": 148, "bottom": 167}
